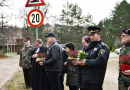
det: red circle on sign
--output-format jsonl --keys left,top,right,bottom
{"left": 27, "top": 9, "right": 44, "bottom": 27}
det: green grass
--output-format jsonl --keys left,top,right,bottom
{"left": 110, "top": 51, "right": 114, "bottom": 53}
{"left": 0, "top": 56, "right": 13, "bottom": 60}
{"left": 4, "top": 71, "right": 26, "bottom": 90}
{"left": 5, "top": 53, "right": 17, "bottom": 55}
{"left": 4, "top": 72, "right": 69, "bottom": 90}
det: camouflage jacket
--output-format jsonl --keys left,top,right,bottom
{"left": 119, "top": 41, "right": 130, "bottom": 90}
{"left": 19, "top": 44, "right": 35, "bottom": 69}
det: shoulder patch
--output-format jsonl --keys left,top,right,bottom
{"left": 100, "top": 49, "right": 105, "bottom": 55}
{"left": 101, "top": 42, "right": 105, "bottom": 46}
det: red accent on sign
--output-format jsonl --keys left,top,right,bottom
{"left": 27, "top": 9, "right": 44, "bottom": 27}
{"left": 25, "top": 0, "right": 45, "bottom": 7}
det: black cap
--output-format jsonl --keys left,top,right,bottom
{"left": 45, "top": 32, "right": 55, "bottom": 37}
{"left": 122, "top": 29, "right": 130, "bottom": 35}
{"left": 88, "top": 26, "right": 101, "bottom": 34}
{"left": 56, "top": 40, "right": 61, "bottom": 44}
{"left": 24, "top": 38, "right": 30, "bottom": 41}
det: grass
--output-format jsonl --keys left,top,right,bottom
{"left": 5, "top": 53, "right": 17, "bottom": 55}
{"left": 3, "top": 71, "right": 69, "bottom": 90}
{"left": 0, "top": 56, "right": 13, "bottom": 60}
{"left": 4, "top": 71, "right": 26, "bottom": 90}
{"left": 110, "top": 51, "right": 114, "bottom": 53}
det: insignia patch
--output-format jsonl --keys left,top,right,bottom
{"left": 94, "top": 48, "right": 97, "bottom": 51}
{"left": 102, "top": 42, "right": 105, "bottom": 45}
{"left": 125, "top": 29, "right": 129, "bottom": 33}
{"left": 100, "top": 49, "right": 105, "bottom": 55}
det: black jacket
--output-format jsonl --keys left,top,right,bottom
{"left": 77, "top": 47, "right": 89, "bottom": 89}
{"left": 83, "top": 40, "right": 110, "bottom": 85}
{"left": 31, "top": 45, "right": 47, "bottom": 70}
{"left": 60, "top": 48, "right": 67, "bottom": 75}
{"left": 43, "top": 41, "right": 61, "bottom": 71}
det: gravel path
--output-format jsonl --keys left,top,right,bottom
{"left": 0, "top": 55, "right": 22, "bottom": 89}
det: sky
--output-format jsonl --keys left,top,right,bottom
{"left": 2, "top": 0, "right": 130, "bottom": 28}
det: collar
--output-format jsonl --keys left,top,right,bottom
{"left": 125, "top": 41, "right": 130, "bottom": 47}
{"left": 48, "top": 40, "right": 56, "bottom": 48}
{"left": 25, "top": 44, "right": 30, "bottom": 47}
{"left": 40, "top": 45, "right": 44, "bottom": 49}
{"left": 87, "top": 39, "right": 102, "bottom": 49}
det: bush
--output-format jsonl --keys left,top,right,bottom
{"left": 111, "top": 47, "right": 115, "bottom": 52}
{"left": 17, "top": 50, "right": 20, "bottom": 55}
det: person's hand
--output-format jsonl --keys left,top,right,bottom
{"left": 79, "top": 59, "right": 86, "bottom": 66}
{"left": 123, "top": 70, "right": 130, "bottom": 75}
{"left": 59, "top": 74, "right": 62, "bottom": 76}
{"left": 39, "top": 61, "right": 44, "bottom": 66}
{"left": 32, "top": 54, "right": 37, "bottom": 58}
{"left": 73, "top": 61, "right": 79, "bottom": 66}
{"left": 64, "top": 62, "right": 67, "bottom": 66}
{"left": 128, "top": 86, "right": 130, "bottom": 90}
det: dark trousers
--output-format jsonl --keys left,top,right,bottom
{"left": 23, "top": 69, "right": 32, "bottom": 87}
{"left": 69, "top": 86, "right": 78, "bottom": 90}
{"left": 60, "top": 75, "right": 64, "bottom": 90}
{"left": 47, "top": 71, "right": 62, "bottom": 90}
{"left": 80, "top": 83, "right": 102, "bottom": 90}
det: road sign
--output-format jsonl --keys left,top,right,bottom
{"left": 25, "top": 0, "right": 45, "bottom": 7}
{"left": 27, "top": 9, "right": 44, "bottom": 27}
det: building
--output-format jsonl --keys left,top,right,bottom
{"left": 0, "top": 29, "right": 23, "bottom": 53}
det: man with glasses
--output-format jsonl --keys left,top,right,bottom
{"left": 119, "top": 29, "right": 130, "bottom": 90}
{"left": 74, "top": 26, "right": 110, "bottom": 90}
{"left": 19, "top": 38, "right": 35, "bottom": 89}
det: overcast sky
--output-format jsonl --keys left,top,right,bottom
{"left": 3, "top": 0, "right": 130, "bottom": 27}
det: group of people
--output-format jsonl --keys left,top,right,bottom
{"left": 19, "top": 26, "right": 130, "bottom": 90}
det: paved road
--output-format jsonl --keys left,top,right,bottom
{"left": 109, "top": 52, "right": 119, "bottom": 57}
{"left": 0, "top": 55, "right": 22, "bottom": 89}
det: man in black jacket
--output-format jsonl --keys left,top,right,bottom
{"left": 56, "top": 40, "right": 66, "bottom": 90}
{"left": 74, "top": 26, "right": 110, "bottom": 90}
{"left": 39, "top": 33, "right": 62, "bottom": 90}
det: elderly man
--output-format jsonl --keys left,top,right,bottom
{"left": 119, "top": 29, "right": 130, "bottom": 90}
{"left": 39, "top": 33, "right": 62, "bottom": 90}
{"left": 19, "top": 38, "right": 35, "bottom": 89}
{"left": 74, "top": 26, "right": 110, "bottom": 90}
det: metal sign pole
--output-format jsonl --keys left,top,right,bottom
{"left": 35, "top": 6, "right": 38, "bottom": 40}
{"left": 36, "top": 27, "right": 38, "bottom": 40}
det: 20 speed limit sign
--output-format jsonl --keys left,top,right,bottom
{"left": 27, "top": 9, "right": 44, "bottom": 27}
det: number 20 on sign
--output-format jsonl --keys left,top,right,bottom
{"left": 27, "top": 9, "right": 44, "bottom": 27}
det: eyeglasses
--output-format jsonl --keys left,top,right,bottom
{"left": 90, "top": 34, "right": 95, "bottom": 36}
{"left": 121, "top": 35, "right": 129, "bottom": 37}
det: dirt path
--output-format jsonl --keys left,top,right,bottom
{"left": 103, "top": 53, "right": 119, "bottom": 90}
{"left": 0, "top": 55, "right": 22, "bottom": 89}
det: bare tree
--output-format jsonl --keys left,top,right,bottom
{"left": 0, "top": 0, "right": 14, "bottom": 55}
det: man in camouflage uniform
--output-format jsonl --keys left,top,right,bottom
{"left": 19, "top": 38, "right": 35, "bottom": 89}
{"left": 119, "top": 29, "right": 130, "bottom": 90}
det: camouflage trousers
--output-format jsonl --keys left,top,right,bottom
{"left": 119, "top": 76, "right": 130, "bottom": 90}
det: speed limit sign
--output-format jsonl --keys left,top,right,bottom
{"left": 27, "top": 9, "right": 44, "bottom": 27}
